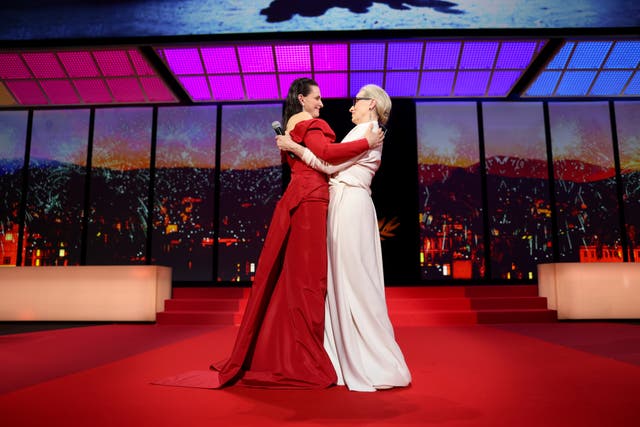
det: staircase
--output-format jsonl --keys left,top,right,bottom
{"left": 156, "top": 284, "right": 556, "bottom": 326}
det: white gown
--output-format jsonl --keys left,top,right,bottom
{"left": 300, "top": 121, "right": 411, "bottom": 392}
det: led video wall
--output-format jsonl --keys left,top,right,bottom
{"left": 1, "top": 100, "right": 639, "bottom": 283}
{"left": 218, "top": 104, "right": 283, "bottom": 282}
{"left": 616, "top": 102, "right": 640, "bottom": 262}
{"left": 153, "top": 105, "right": 217, "bottom": 281}
{"left": 24, "top": 109, "right": 89, "bottom": 266}
{"left": 549, "top": 102, "right": 620, "bottom": 263}
{"left": 416, "top": 100, "right": 639, "bottom": 281}
{"left": 483, "top": 102, "right": 553, "bottom": 280}
{"left": 0, "top": 111, "right": 27, "bottom": 266}
{"left": 416, "top": 102, "right": 485, "bottom": 280}
{"left": 86, "top": 107, "right": 153, "bottom": 265}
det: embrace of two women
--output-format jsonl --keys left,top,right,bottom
{"left": 154, "top": 77, "right": 411, "bottom": 392}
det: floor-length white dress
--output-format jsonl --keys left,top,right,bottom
{"left": 300, "top": 121, "right": 412, "bottom": 392}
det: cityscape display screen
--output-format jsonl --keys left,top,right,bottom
{"left": 1, "top": 0, "right": 637, "bottom": 41}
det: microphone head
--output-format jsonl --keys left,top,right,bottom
{"left": 271, "top": 121, "right": 281, "bottom": 130}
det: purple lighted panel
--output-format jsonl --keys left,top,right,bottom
{"left": 156, "top": 39, "right": 545, "bottom": 103}
{"left": 0, "top": 48, "right": 177, "bottom": 106}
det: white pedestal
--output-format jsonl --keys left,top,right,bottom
{"left": 0, "top": 266, "right": 172, "bottom": 322}
{"left": 538, "top": 262, "right": 640, "bottom": 320}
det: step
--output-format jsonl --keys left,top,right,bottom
{"left": 475, "top": 308, "right": 558, "bottom": 324}
{"left": 385, "top": 296, "right": 548, "bottom": 311}
{"left": 171, "top": 287, "right": 251, "bottom": 299}
{"left": 384, "top": 285, "right": 539, "bottom": 298}
{"left": 156, "top": 310, "right": 243, "bottom": 326}
{"left": 389, "top": 308, "right": 557, "bottom": 326}
{"left": 164, "top": 298, "right": 248, "bottom": 312}
{"left": 389, "top": 310, "right": 478, "bottom": 326}
{"left": 157, "top": 285, "right": 557, "bottom": 326}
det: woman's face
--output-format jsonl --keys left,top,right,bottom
{"left": 350, "top": 92, "right": 374, "bottom": 124}
{"left": 299, "top": 85, "right": 323, "bottom": 118}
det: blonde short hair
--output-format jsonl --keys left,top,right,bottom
{"left": 358, "top": 84, "right": 392, "bottom": 125}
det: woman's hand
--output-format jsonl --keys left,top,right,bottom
{"left": 276, "top": 134, "right": 296, "bottom": 151}
{"left": 276, "top": 134, "right": 306, "bottom": 158}
{"left": 365, "top": 123, "right": 384, "bottom": 148}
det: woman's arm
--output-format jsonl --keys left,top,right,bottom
{"left": 300, "top": 147, "right": 364, "bottom": 175}
{"left": 288, "top": 120, "right": 383, "bottom": 164}
{"left": 276, "top": 131, "right": 366, "bottom": 170}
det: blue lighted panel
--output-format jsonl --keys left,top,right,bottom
{"left": 526, "top": 40, "right": 640, "bottom": 97}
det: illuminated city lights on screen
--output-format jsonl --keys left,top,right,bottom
{"left": 525, "top": 40, "right": 640, "bottom": 97}
{"left": 0, "top": 48, "right": 178, "bottom": 106}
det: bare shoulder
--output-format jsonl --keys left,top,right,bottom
{"left": 286, "top": 112, "right": 314, "bottom": 132}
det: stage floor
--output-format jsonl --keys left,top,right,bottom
{"left": 1, "top": 321, "right": 639, "bottom": 426}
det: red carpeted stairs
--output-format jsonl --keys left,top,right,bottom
{"left": 156, "top": 285, "right": 557, "bottom": 326}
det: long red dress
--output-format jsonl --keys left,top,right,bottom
{"left": 152, "top": 119, "right": 370, "bottom": 389}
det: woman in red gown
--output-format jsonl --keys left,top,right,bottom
{"left": 154, "top": 78, "right": 383, "bottom": 389}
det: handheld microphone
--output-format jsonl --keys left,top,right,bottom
{"left": 272, "top": 121, "right": 295, "bottom": 159}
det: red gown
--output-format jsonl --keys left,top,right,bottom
{"left": 152, "top": 119, "right": 370, "bottom": 389}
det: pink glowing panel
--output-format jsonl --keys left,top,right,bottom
{"left": 22, "top": 52, "right": 66, "bottom": 78}
{"left": 201, "top": 47, "right": 239, "bottom": 74}
{"left": 139, "top": 77, "right": 177, "bottom": 102}
{"left": 73, "top": 79, "right": 113, "bottom": 103}
{"left": 106, "top": 78, "right": 145, "bottom": 102}
{"left": 40, "top": 80, "right": 80, "bottom": 104}
{"left": 275, "top": 44, "right": 311, "bottom": 72}
{"left": 6, "top": 80, "right": 48, "bottom": 104}
{"left": 313, "top": 44, "right": 347, "bottom": 72}
{"left": 0, "top": 53, "right": 32, "bottom": 79}
{"left": 278, "top": 73, "right": 309, "bottom": 98}
{"left": 314, "top": 73, "right": 347, "bottom": 98}
{"left": 244, "top": 74, "right": 279, "bottom": 100}
{"left": 58, "top": 51, "right": 100, "bottom": 77}
{"left": 209, "top": 75, "right": 244, "bottom": 101}
{"left": 238, "top": 46, "right": 274, "bottom": 73}
{"left": 161, "top": 48, "right": 203, "bottom": 75}
{"left": 128, "top": 49, "right": 155, "bottom": 76}
{"left": 93, "top": 50, "right": 134, "bottom": 77}
{"left": 179, "top": 76, "right": 211, "bottom": 101}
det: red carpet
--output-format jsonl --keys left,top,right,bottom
{"left": 1, "top": 321, "right": 639, "bottom": 426}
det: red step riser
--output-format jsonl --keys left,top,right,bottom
{"left": 156, "top": 311, "right": 242, "bottom": 326}
{"left": 164, "top": 299, "right": 247, "bottom": 312}
{"left": 386, "top": 298, "right": 472, "bottom": 310}
{"left": 469, "top": 297, "right": 549, "bottom": 310}
{"left": 157, "top": 286, "right": 557, "bottom": 326}
{"left": 385, "top": 296, "right": 548, "bottom": 311}
{"left": 476, "top": 310, "right": 558, "bottom": 323}
{"left": 389, "top": 311, "right": 478, "bottom": 326}
{"left": 171, "top": 287, "right": 252, "bottom": 299}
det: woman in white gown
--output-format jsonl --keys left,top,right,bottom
{"left": 277, "top": 84, "right": 411, "bottom": 392}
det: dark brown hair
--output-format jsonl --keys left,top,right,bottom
{"left": 283, "top": 77, "right": 318, "bottom": 128}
